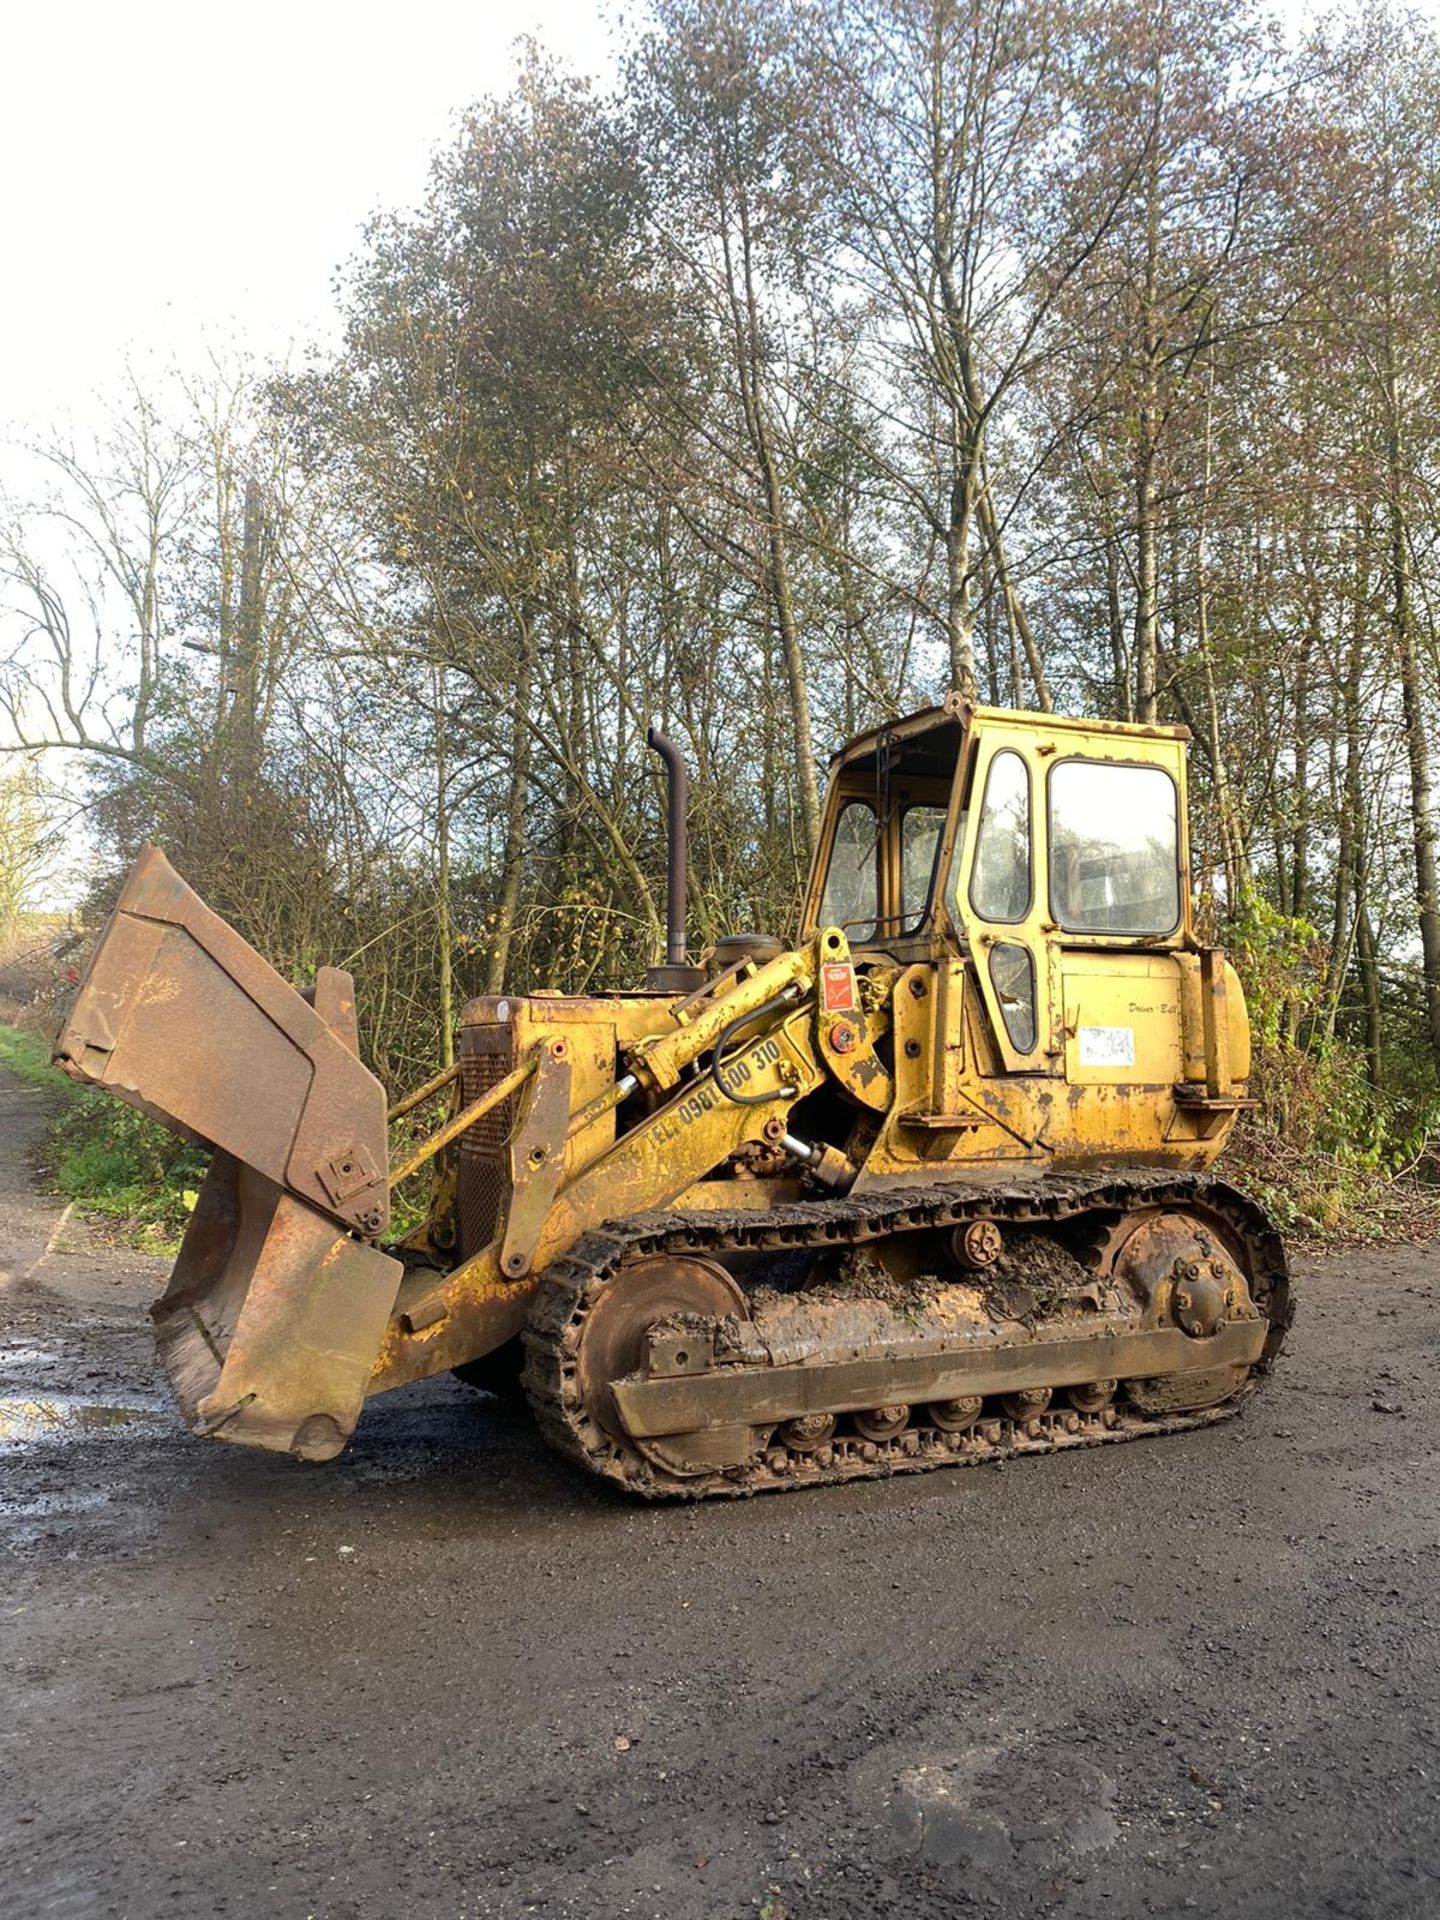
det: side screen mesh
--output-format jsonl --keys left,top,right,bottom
{"left": 455, "top": 1022, "right": 519, "bottom": 1258}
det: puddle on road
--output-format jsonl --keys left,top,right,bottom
{"left": 0, "top": 1397, "right": 168, "bottom": 1451}
{"left": 0, "top": 1395, "right": 172, "bottom": 1550}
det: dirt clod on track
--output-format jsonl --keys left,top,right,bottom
{"left": 2, "top": 1065, "right": 1439, "bottom": 1919}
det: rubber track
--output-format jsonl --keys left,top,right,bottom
{"left": 520, "top": 1170, "right": 1293, "bottom": 1501}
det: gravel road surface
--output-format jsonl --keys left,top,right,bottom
{"left": 2, "top": 1065, "right": 1438, "bottom": 1920}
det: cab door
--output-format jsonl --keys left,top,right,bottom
{"left": 1044, "top": 749, "right": 1188, "bottom": 1099}
{"left": 950, "top": 735, "right": 1061, "bottom": 1076}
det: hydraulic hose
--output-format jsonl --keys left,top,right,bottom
{"left": 712, "top": 986, "right": 806, "bottom": 1106}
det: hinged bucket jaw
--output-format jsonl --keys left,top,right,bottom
{"left": 54, "top": 845, "right": 403, "bottom": 1458}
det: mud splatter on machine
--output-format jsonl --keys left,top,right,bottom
{"left": 54, "top": 697, "right": 1290, "bottom": 1497}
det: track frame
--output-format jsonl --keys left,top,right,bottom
{"left": 521, "top": 1170, "right": 1292, "bottom": 1501}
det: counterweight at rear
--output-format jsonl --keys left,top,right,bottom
{"left": 53, "top": 696, "right": 1292, "bottom": 1497}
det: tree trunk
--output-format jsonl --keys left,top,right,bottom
{"left": 1385, "top": 317, "right": 1440, "bottom": 1079}
{"left": 1291, "top": 584, "right": 1317, "bottom": 924}
{"left": 944, "top": 453, "right": 979, "bottom": 699}
{"left": 759, "top": 438, "right": 821, "bottom": 855}
{"left": 1197, "top": 649, "right": 1248, "bottom": 906}
{"left": 1134, "top": 440, "right": 1160, "bottom": 724}
{"left": 485, "top": 616, "right": 534, "bottom": 995}
{"left": 1133, "top": 51, "right": 1163, "bottom": 726}
{"left": 1105, "top": 529, "right": 1132, "bottom": 722}
{"left": 230, "top": 476, "right": 265, "bottom": 779}
{"left": 1390, "top": 507, "right": 1440, "bottom": 1076}
{"left": 1324, "top": 530, "right": 1370, "bottom": 1040}
{"left": 433, "top": 662, "right": 454, "bottom": 1068}
{"left": 977, "top": 471, "right": 1051, "bottom": 711}
{"left": 1283, "top": 584, "right": 1317, "bottom": 1042}
{"left": 1355, "top": 903, "right": 1384, "bottom": 1093}
{"left": 728, "top": 188, "right": 821, "bottom": 857}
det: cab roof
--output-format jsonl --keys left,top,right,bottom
{"left": 829, "top": 695, "right": 1190, "bottom": 770}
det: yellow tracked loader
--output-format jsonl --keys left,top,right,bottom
{"left": 53, "top": 698, "right": 1291, "bottom": 1497}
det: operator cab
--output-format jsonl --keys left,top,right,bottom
{"left": 802, "top": 696, "right": 974, "bottom": 962}
{"left": 810, "top": 707, "right": 964, "bottom": 954}
{"left": 802, "top": 696, "right": 1192, "bottom": 1064}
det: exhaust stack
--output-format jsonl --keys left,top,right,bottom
{"left": 646, "top": 724, "right": 704, "bottom": 992}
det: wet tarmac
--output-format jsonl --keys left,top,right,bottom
{"left": 0, "top": 1393, "right": 168, "bottom": 1450}
{"left": 3, "top": 1066, "right": 1440, "bottom": 1918}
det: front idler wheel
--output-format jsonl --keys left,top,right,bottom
{"left": 574, "top": 1254, "right": 745, "bottom": 1443}
{"left": 569, "top": 1254, "right": 770, "bottom": 1480}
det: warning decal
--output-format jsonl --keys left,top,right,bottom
{"left": 1078, "top": 1025, "right": 1136, "bottom": 1068}
{"left": 821, "top": 961, "right": 858, "bottom": 1013}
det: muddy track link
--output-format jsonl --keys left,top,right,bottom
{"left": 521, "top": 1171, "right": 1292, "bottom": 1501}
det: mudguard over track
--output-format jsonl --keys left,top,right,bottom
{"left": 521, "top": 1171, "right": 1292, "bottom": 1500}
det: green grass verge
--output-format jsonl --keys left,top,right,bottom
{"left": 0, "top": 1021, "right": 203, "bottom": 1254}
{"left": 0, "top": 1022, "right": 64, "bottom": 1088}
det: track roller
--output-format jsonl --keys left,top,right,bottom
{"left": 854, "top": 1404, "right": 910, "bottom": 1441}
{"left": 781, "top": 1413, "right": 836, "bottom": 1452}
{"left": 1000, "top": 1386, "right": 1051, "bottom": 1423}
{"left": 929, "top": 1395, "right": 983, "bottom": 1432}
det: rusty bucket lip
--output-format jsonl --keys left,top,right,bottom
{"left": 151, "top": 1155, "right": 403, "bottom": 1462}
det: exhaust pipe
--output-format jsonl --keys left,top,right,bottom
{"left": 646, "top": 724, "right": 704, "bottom": 992}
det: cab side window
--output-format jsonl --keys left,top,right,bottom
{"left": 989, "top": 941, "right": 1037, "bottom": 1052}
{"left": 969, "top": 751, "right": 1032, "bottom": 923}
{"left": 900, "top": 803, "right": 947, "bottom": 932}
{"left": 1049, "top": 761, "right": 1179, "bottom": 934}
{"left": 820, "top": 799, "right": 879, "bottom": 942}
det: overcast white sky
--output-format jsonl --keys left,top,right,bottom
{"left": 2, "top": 0, "right": 1437, "bottom": 462}
{"left": 2, "top": 0, "right": 1436, "bottom": 906}
{"left": 0, "top": 0, "right": 611, "bottom": 451}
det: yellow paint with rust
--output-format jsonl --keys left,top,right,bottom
{"left": 803, "top": 706, "right": 1251, "bottom": 1185}
{"left": 370, "top": 1001, "right": 827, "bottom": 1390}
{"left": 372, "top": 702, "right": 1255, "bottom": 1391}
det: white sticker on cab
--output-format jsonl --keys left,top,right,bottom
{"left": 1078, "top": 1025, "right": 1136, "bottom": 1068}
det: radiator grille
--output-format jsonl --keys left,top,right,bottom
{"left": 455, "top": 1022, "right": 518, "bottom": 1259}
